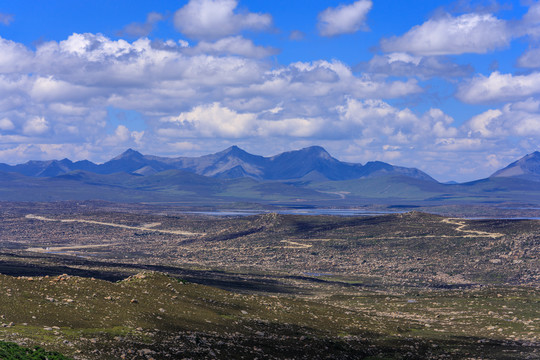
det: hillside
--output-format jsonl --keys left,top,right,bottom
{"left": 0, "top": 204, "right": 538, "bottom": 359}
{"left": 491, "top": 151, "right": 540, "bottom": 182}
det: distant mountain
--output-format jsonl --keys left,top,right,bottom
{"left": 0, "top": 146, "right": 435, "bottom": 182}
{"left": 164, "top": 146, "right": 268, "bottom": 179}
{"left": 0, "top": 158, "right": 101, "bottom": 177}
{"left": 491, "top": 151, "right": 540, "bottom": 182}
{"left": 99, "top": 149, "right": 173, "bottom": 175}
{"left": 2, "top": 147, "right": 540, "bottom": 205}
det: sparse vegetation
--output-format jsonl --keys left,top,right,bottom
{"left": 0, "top": 201, "right": 538, "bottom": 359}
{"left": 0, "top": 341, "right": 72, "bottom": 359}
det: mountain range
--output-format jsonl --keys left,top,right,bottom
{"left": 0, "top": 146, "right": 539, "bottom": 206}
{"left": 0, "top": 145, "right": 435, "bottom": 182}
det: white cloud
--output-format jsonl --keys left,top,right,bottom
{"left": 464, "top": 98, "right": 540, "bottom": 138}
{"left": 0, "top": 32, "right": 426, "bottom": 163}
{"left": 0, "top": 33, "right": 421, "bottom": 133}
{"left": 466, "top": 109, "right": 504, "bottom": 137}
{"left": 1, "top": 30, "right": 533, "bottom": 182}
{"left": 157, "top": 98, "right": 462, "bottom": 152}
{"left": 100, "top": 125, "right": 145, "bottom": 147}
{"left": 118, "top": 12, "right": 163, "bottom": 37}
{"left": 174, "top": 0, "right": 272, "bottom": 40}
{"left": 0, "top": 117, "right": 14, "bottom": 131}
{"left": 516, "top": 2, "right": 540, "bottom": 38}
{"left": 457, "top": 71, "right": 540, "bottom": 104}
{"left": 168, "top": 141, "right": 200, "bottom": 151}
{"left": 23, "top": 116, "right": 49, "bottom": 135}
{"left": 229, "top": 60, "right": 422, "bottom": 101}
{"left": 517, "top": 47, "right": 540, "bottom": 68}
{"left": 259, "top": 117, "right": 324, "bottom": 137}
{"left": 381, "top": 13, "right": 509, "bottom": 56}
{"left": 0, "top": 37, "right": 34, "bottom": 73}
{"left": 434, "top": 137, "right": 483, "bottom": 151}
{"left": 48, "top": 103, "right": 89, "bottom": 116}
{"left": 162, "top": 102, "right": 325, "bottom": 139}
{"left": 189, "top": 36, "right": 278, "bottom": 58}
{"left": 163, "top": 103, "right": 257, "bottom": 138}
{"left": 362, "top": 53, "right": 473, "bottom": 78}
{"left": 30, "top": 76, "right": 97, "bottom": 102}
{"left": 336, "top": 98, "right": 458, "bottom": 142}
{"left": 317, "top": 0, "right": 372, "bottom": 37}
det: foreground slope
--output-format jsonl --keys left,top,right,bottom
{"left": 0, "top": 203, "right": 538, "bottom": 359}
{"left": 0, "top": 271, "right": 537, "bottom": 360}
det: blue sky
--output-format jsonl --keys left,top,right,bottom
{"left": 0, "top": 0, "right": 539, "bottom": 181}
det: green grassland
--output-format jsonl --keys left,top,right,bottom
{"left": 0, "top": 272, "right": 538, "bottom": 359}
{"left": 0, "top": 341, "right": 72, "bottom": 359}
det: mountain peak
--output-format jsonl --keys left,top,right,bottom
{"left": 223, "top": 145, "right": 247, "bottom": 154}
{"left": 526, "top": 151, "right": 540, "bottom": 159}
{"left": 491, "top": 150, "right": 540, "bottom": 180}
{"left": 113, "top": 148, "right": 144, "bottom": 161}
{"left": 214, "top": 145, "right": 256, "bottom": 160}
{"left": 274, "top": 146, "right": 333, "bottom": 161}
{"left": 301, "top": 146, "right": 331, "bottom": 158}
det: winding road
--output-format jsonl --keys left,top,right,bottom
{"left": 25, "top": 214, "right": 202, "bottom": 236}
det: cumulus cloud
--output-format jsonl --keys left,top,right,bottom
{"left": 0, "top": 37, "right": 34, "bottom": 73}
{"left": 158, "top": 98, "right": 461, "bottom": 152}
{"left": 381, "top": 13, "right": 509, "bottom": 56}
{"left": 228, "top": 60, "right": 422, "bottom": 102}
{"left": 465, "top": 109, "right": 504, "bottom": 137}
{"left": 163, "top": 103, "right": 258, "bottom": 138}
{"left": 457, "top": 71, "right": 540, "bottom": 104}
{"left": 517, "top": 47, "right": 540, "bottom": 68}
{"left": 161, "top": 103, "right": 325, "bottom": 139}
{"left": 336, "top": 98, "right": 458, "bottom": 142}
{"left": 174, "top": 0, "right": 272, "bottom": 40}
{"left": 30, "top": 76, "right": 98, "bottom": 102}
{"left": 0, "top": 32, "right": 423, "bottom": 135}
{"left": 515, "top": 2, "right": 540, "bottom": 38}
{"left": 361, "top": 53, "right": 473, "bottom": 78}
{"left": 188, "top": 36, "right": 278, "bottom": 58}
{"left": 100, "top": 125, "right": 145, "bottom": 147}
{"left": 23, "top": 116, "right": 49, "bottom": 135}
{"left": 464, "top": 98, "right": 540, "bottom": 137}
{"left": 118, "top": 12, "right": 164, "bottom": 37}
{"left": 0, "top": 29, "right": 530, "bottom": 182}
{"left": 0, "top": 34, "right": 432, "bottom": 164}
{"left": 0, "top": 117, "right": 14, "bottom": 131}
{"left": 317, "top": 0, "right": 372, "bottom": 37}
